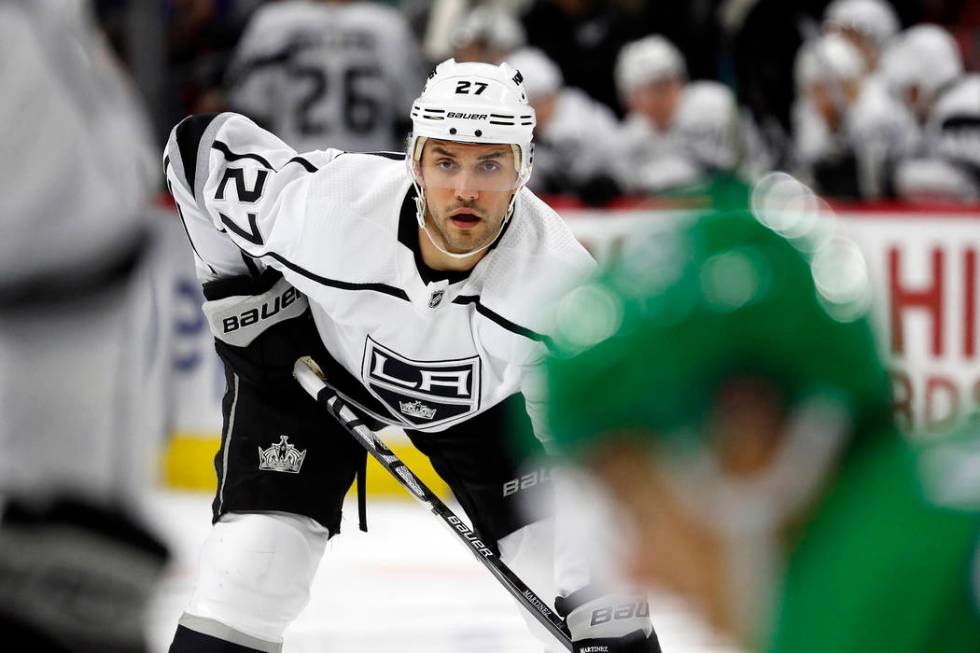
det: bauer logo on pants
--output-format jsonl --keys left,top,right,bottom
{"left": 362, "top": 337, "right": 481, "bottom": 429}
{"left": 258, "top": 436, "right": 307, "bottom": 473}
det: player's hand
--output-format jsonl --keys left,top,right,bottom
{"left": 556, "top": 590, "right": 661, "bottom": 653}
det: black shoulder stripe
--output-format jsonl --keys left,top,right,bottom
{"left": 286, "top": 156, "right": 318, "bottom": 172}
{"left": 213, "top": 140, "right": 274, "bottom": 170}
{"left": 361, "top": 151, "right": 406, "bottom": 161}
{"left": 175, "top": 113, "right": 221, "bottom": 197}
{"left": 263, "top": 252, "right": 410, "bottom": 301}
{"left": 452, "top": 295, "right": 552, "bottom": 345}
{"left": 942, "top": 115, "right": 980, "bottom": 131}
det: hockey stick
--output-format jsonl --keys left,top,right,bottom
{"left": 292, "top": 356, "right": 574, "bottom": 651}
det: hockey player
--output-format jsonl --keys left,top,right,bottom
{"left": 451, "top": 5, "right": 527, "bottom": 65}
{"left": 881, "top": 24, "right": 963, "bottom": 128}
{"left": 893, "top": 73, "right": 980, "bottom": 202}
{"left": 225, "top": 0, "right": 425, "bottom": 153}
{"left": 506, "top": 47, "right": 623, "bottom": 204}
{"left": 822, "top": 0, "right": 899, "bottom": 71}
{"left": 881, "top": 26, "right": 980, "bottom": 202}
{"left": 792, "top": 32, "right": 916, "bottom": 199}
{"left": 541, "top": 203, "right": 980, "bottom": 652}
{"left": 613, "top": 35, "right": 768, "bottom": 195}
{"left": 164, "top": 59, "right": 660, "bottom": 652}
{"left": 0, "top": 1, "right": 169, "bottom": 651}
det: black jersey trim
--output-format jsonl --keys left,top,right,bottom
{"left": 261, "top": 252, "right": 410, "bottom": 301}
{"left": 213, "top": 140, "right": 274, "bottom": 170}
{"left": 175, "top": 113, "right": 221, "bottom": 197}
{"left": 941, "top": 115, "right": 980, "bottom": 131}
{"left": 361, "top": 151, "right": 406, "bottom": 161}
{"left": 286, "top": 156, "right": 318, "bottom": 172}
{"left": 451, "top": 295, "right": 552, "bottom": 345}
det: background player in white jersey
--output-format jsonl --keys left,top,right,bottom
{"left": 613, "top": 35, "right": 767, "bottom": 195}
{"left": 822, "top": 0, "right": 900, "bottom": 72}
{"left": 792, "top": 32, "right": 916, "bottom": 199}
{"left": 163, "top": 59, "right": 660, "bottom": 652}
{"left": 451, "top": 4, "right": 527, "bottom": 65}
{"left": 881, "top": 25, "right": 979, "bottom": 201}
{"left": 225, "top": 0, "right": 425, "bottom": 153}
{"left": 506, "top": 47, "right": 624, "bottom": 204}
{"left": 0, "top": 1, "right": 169, "bottom": 650}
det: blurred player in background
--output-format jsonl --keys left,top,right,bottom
{"left": 0, "top": 1, "right": 168, "bottom": 651}
{"left": 822, "top": 0, "right": 900, "bottom": 72}
{"left": 450, "top": 4, "right": 526, "bottom": 65}
{"left": 506, "top": 47, "right": 623, "bottom": 204}
{"left": 225, "top": 0, "right": 425, "bottom": 153}
{"left": 163, "top": 58, "right": 660, "bottom": 653}
{"left": 792, "top": 32, "right": 915, "bottom": 199}
{"left": 883, "top": 25, "right": 980, "bottom": 202}
{"left": 540, "top": 190, "right": 980, "bottom": 652}
{"left": 613, "top": 35, "right": 767, "bottom": 195}
{"left": 882, "top": 24, "right": 964, "bottom": 129}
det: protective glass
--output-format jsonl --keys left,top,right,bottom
{"left": 416, "top": 149, "right": 521, "bottom": 193}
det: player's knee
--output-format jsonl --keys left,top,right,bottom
{"left": 498, "top": 519, "right": 557, "bottom": 605}
{"left": 183, "top": 512, "right": 328, "bottom": 643}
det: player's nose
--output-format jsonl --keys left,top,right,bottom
{"left": 453, "top": 170, "right": 480, "bottom": 200}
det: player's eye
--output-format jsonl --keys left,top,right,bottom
{"left": 479, "top": 160, "right": 502, "bottom": 173}
{"left": 436, "top": 159, "right": 457, "bottom": 171}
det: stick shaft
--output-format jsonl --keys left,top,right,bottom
{"left": 292, "top": 358, "right": 573, "bottom": 650}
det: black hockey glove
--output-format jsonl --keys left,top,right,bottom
{"left": 555, "top": 587, "right": 662, "bottom": 653}
{"left": 201, "top": 268, "right": 315, "bottom": 389}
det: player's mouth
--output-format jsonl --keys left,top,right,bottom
{"left": 449, "top": 209, "right": 482, "bottom": 230}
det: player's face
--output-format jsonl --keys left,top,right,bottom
{"left": 628, "top": 78, "right": 683, "bottom": 130}
{"left": 419, "top": 139, "right": 519, "bottom": 254}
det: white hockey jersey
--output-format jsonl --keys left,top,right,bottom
{"left": 894, "top": 74, "right": 980, "bottom": 202}
{"left": 164, "top": 112, "right": 594, "bottom": 437}
{"left": 527, "top": 87, "right": 623, "bottom": 195}
{"left": 225, "top": 0, "right": 425, "bottom": 153}
{"left": 615, "top": 81, "right": 763, "bottom": 194}
{"left": 792, "top": 76, "right": 916, "bottom": 199}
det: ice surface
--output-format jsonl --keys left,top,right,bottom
{"left": 145, "top": 491, "right": 740, "bottom": 653}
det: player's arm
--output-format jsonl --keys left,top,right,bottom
{"left": 163, "top": 112, "right": 341, "bottom": 381}
{"left": 163, "top": 111, "right": 339, "bottom": 281}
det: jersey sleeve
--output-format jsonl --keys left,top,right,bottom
{"left": 163, "top": 112, "right": 339, "bottom": 283}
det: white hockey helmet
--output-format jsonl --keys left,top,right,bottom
{"left": 795, "top": 33, "right": 866, "bottom": 91}
{"left": 823, "top": 0, "right": 899, "bottom": 49}
{"left": 615, "top": 35, "right": 687, "bottom": 99}
{"left": 883, "top": 25, "right": 963, "bottom": 106}
{"left": 451, "top": 7, "right": 527, "bottom": 56}
{"left": 408, "top": 58, "right": 536, "bottom": 189}
{"left": 506, "top": 47, "right": 563, "bottom": 100}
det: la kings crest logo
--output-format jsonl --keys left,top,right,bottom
{"left": 362, "top": 337, "right": 481, "bottom": 429}
{"left": 258, "top": 436, "right": 307, "bottom": 473}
